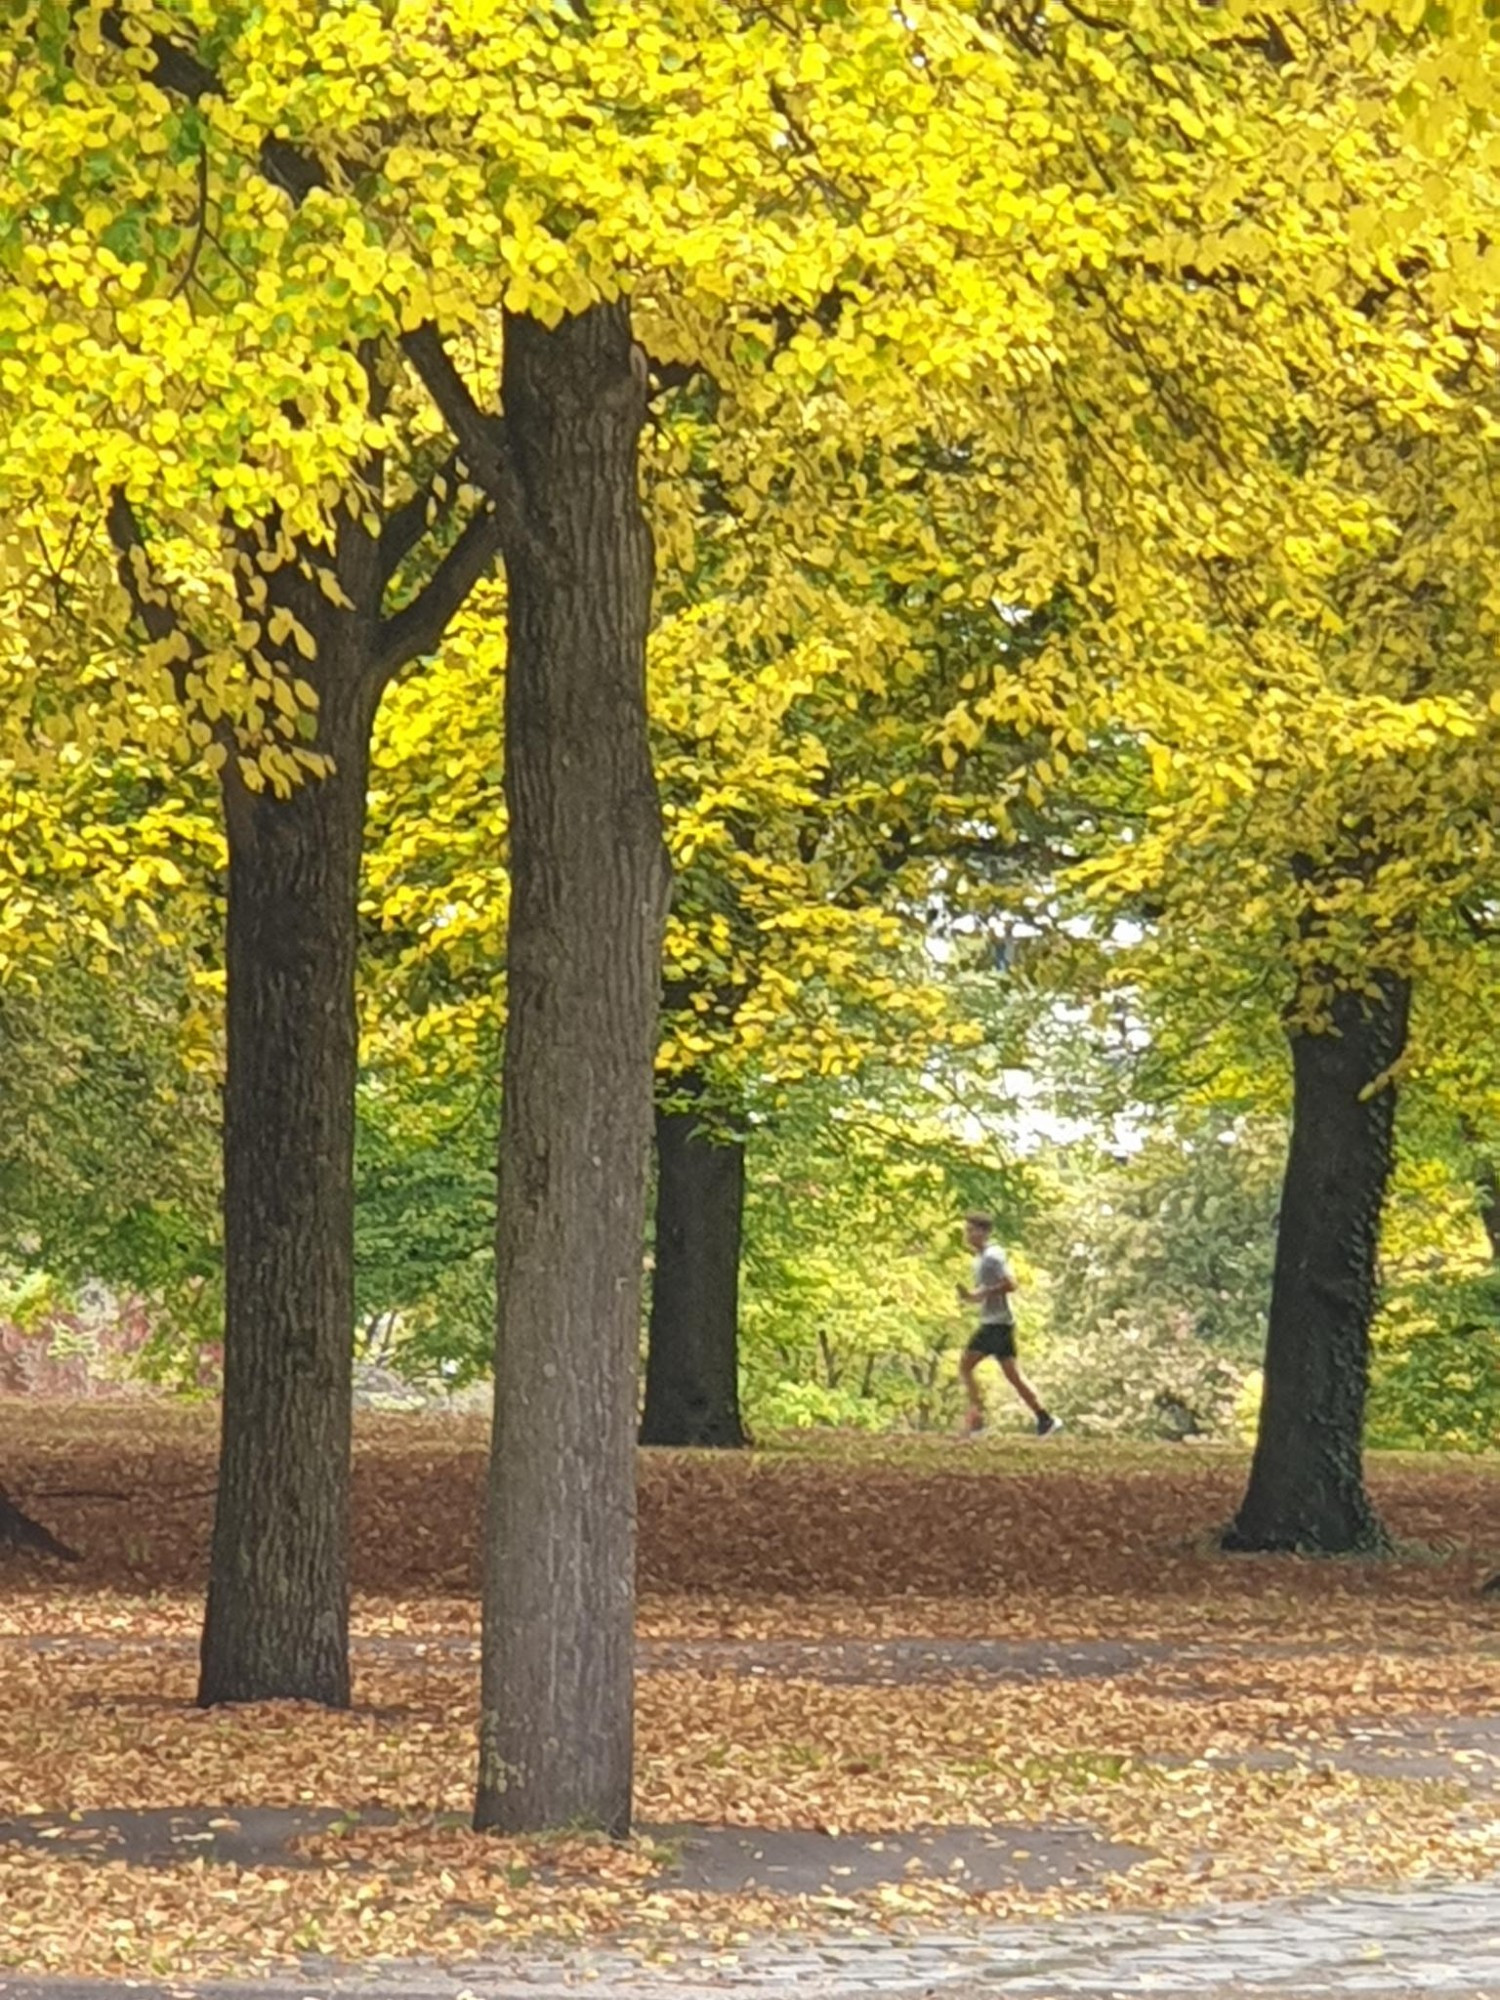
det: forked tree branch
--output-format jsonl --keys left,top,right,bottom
{"left": 377, "top": 448, "right": 464, "bottom": 586}
{"left": 397, "top": 325, "right": 499, "bottom": 468}
{"left": 94, "top": 12, "right": 515, "bottom": 573}
{"left": 374, "top": 503, "right": 505, "bottom": 680}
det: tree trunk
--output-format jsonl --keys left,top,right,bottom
{"left": 1225, "top": 970, "right": 1411, "bottom": 1556}
{"left": 640, "top": 1087, "right": 748, "bottom": 1448}
{"left": 476, "top": 304, "right": 669, "bottom": 1837}
{"left": 198, "top": 672, "right": 377, "bottom": 1707}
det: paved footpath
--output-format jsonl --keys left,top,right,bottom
{"left": 0, "top": 1881, "right": 1497, "bottom": 1997}
{"left": 1, "top": 1882, "right": 1499, "bottom": 1998}
{"left": 18, "top": 1628, "right": 1500, "bottom": 1681}
{"left": 6, "top": 1633, "right": 1498, "bottom": 1995}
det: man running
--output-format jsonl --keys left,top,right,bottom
{"left": 956, "top": 1212, "right": 1062, "bottom": 1437}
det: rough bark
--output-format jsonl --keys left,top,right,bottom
{"left": 198, "top": 668, "right": 380, "bottom": 1707}
{"left": 640, "top": 1084, "right": 748, "bottom": 1448}
{"left": 476, "top": 304, "right": 669, "bottom": 1836}
{"left": 110, "top": 491, "right": 382, "bottom": 1713}
{"left": 1225, "top": 970, "right": 1411, "bottom": 1556}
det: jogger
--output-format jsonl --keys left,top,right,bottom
{"left": 956, "top": 1211, "right": 1061, "bottom": 1437}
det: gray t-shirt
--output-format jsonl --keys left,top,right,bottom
{"left": 974, "top": 1243, "right": 1015, "bottom": 1325}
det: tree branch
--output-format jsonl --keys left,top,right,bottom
{"left": 169, "top": 139, "right": 212, "bottom": 302}
{"left": 0, "top": 1487, "right": 81, "bottom": 1563}
{"left": 105, "top": 490, "right": 202, "bottom": 707}
{"left": 1052, "top": 0, "right": 1131, "bottom": 35}
{"left": 399, "top": 324, "right": 505, "bottom": 480}
{"left": 94, "top": 13, "right": 516, "bottom": 607}
{"left": 377, "top": 448, "right": 463, "bottom": 587}
{"left": 397, "top": 322, "right": 540, "bottom": 559}
{"left": 99, "top": 9, "right": 332, "bottom": 204}
{"left": 99, "top": 8, "right": 217, "bottom": 98}
{"left": 1458, "top": 902, "right": 1500, "bottom": 943}
{"left": 374, "top": 504, "right": 504, "bottom": 680}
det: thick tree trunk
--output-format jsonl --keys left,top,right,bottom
{"left": 476, "top": 304, "right": 669, "bottom": 1836}
{"left": 198, "top": 672, "right": 377, "bottom": 1707}
{"left": 640, "top": 1087, "right": 747, "bottom": 1448}
{"left": 1225, "top": 971, "right": 1411, "bottom": 1556}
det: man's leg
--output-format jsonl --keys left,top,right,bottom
{"left": 999, "top": 1355, "right": 1045, "bottom": 1420}
{"left": 959, "top": 1348, "right": 985, "bottom": 1433}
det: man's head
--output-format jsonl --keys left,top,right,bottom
{"left": 963, "top": 1211, "right": 992, "bottom": 1253}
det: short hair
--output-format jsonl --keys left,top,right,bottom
{"left": 965, "top": 1211, "right": 993, "bottom": 1232}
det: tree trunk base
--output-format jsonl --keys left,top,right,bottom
{"left": 639, "top": 1421, "right": 748, "bottom": 1448}
{"left": 0, "top": 1489, "right": 81, "bottom": 1563}
{"left": 1220, "top": 1501, "right": 1391, "bottom": 1558}
{"left": 198, "top": 1626, "right": 350, "bottom": 1709}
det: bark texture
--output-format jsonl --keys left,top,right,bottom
{"left": 1225, "top": 971, "right": 1411, "bottom": 1556}
{"left": 476, "top": 304, "right": 669, "bottom": 1836}
{"left": 640, "top": 1087, "right": 747, "bottom": 1448}
{"left": 198, "top": 667, "right": 378, "bottom": 1708}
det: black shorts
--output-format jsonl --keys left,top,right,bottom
{"left": 966, "top": 1321, "right": 1017, "bottom": 1363}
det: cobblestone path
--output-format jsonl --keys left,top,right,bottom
{"left": 1, "top": 1883, "right": 1499, "bottom": 1997}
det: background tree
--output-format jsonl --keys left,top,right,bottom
{"left": 976, "top": 311, "right": 1500, "bottom": 1544}
{"left": 0, "top": 722, "right": 223, "bottom": 1554}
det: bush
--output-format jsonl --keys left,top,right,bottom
{"left": 1035, "top": 1307, "right": 1257, "bottom": 1440}
{"left": 1368, "top": 1274, "right": 1500, "bottom": 1453}
{"left": 1020, "top": 1119, "right": 1276, "bottom": 1439}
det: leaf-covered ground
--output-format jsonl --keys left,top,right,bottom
{"left": 0, "top": 1404, "right": 1496, "bottom": 1979}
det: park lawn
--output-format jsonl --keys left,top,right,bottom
{"left": 0, "top": 1401, "right": 1496, "bottom": 1978}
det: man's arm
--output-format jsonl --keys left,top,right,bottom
{"left": 957, "top": 1253, "right": 1017, "bottom": 1306}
